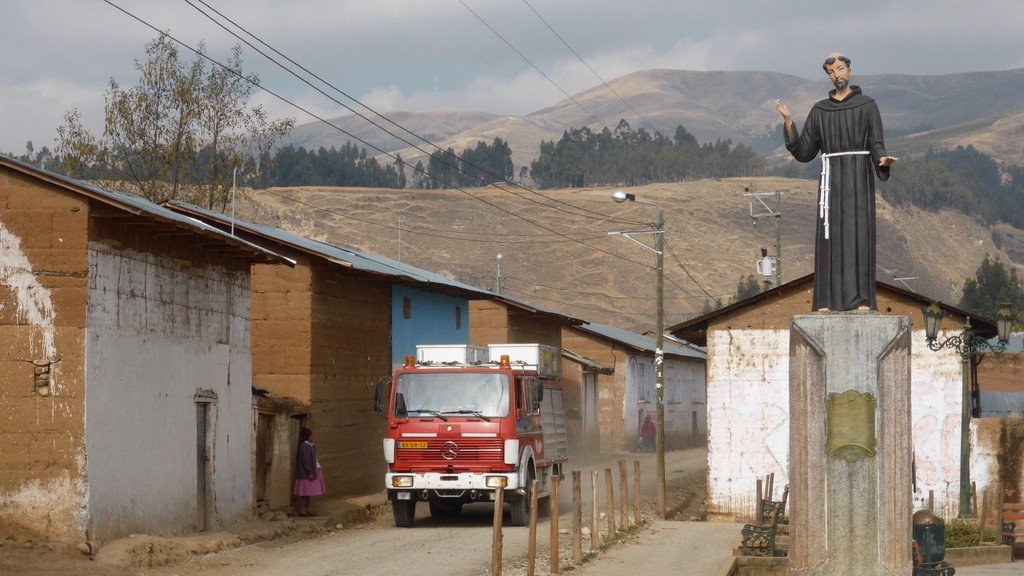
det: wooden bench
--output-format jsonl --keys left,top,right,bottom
{"left": 760, "top": 484, "right": 789, "bottom": 526}
{"left": 740, "top": 507, "right": 781, "bottom": 557}
{"left": 1001, "top": 502, "right": 1024, "bottom": 546}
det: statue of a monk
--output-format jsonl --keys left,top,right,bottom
{"left": 774, "top": 53, "right": 897, "bottom": 312}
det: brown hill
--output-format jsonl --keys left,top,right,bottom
{"left": 239, "top": 177, "right": 1024, "bottom": 334}
{"left": 285, "top": 68, "right": 1024, "bottom": 172}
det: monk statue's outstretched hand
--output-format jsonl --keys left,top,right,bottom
{"left": 773, "top": 99, "right": 790, "bottom": 122}
{"left": 879, "top": 156, "right": 897, "bottom": 168}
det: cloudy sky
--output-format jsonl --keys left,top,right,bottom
{"left": 3, "top": 0, "right": 1023, "bottom": 155}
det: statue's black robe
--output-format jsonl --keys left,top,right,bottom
{"left": 784, "top": 86, "right": 890, "bottom": 311}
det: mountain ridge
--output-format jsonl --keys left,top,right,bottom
{"left": 284, "top": 68, "right": 1024, "bottom": 173}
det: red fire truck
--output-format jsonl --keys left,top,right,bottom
{"left": 374, "top": 343, "right": 568, "bottom": 527}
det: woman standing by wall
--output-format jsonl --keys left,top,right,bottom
{"left": 294, "top": 427, "right": 326, "bottom": 516}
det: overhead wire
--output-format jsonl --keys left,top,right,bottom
{"left": 186, "top": 0, "right": 643, "bottom": 229}
{"left": 463, "top": 0, "right": 716, "bottom": 303}
{"left": 102, "top": 0, "right": 649, "bottom": 269}
{"left": 519, "top": 0, "right": 660, "bottom": 135}
{"left": 251, "top": 187, "right": 613, "bottom": 245}
{"left": 101, "top": 0, "right": 717, "bottom": 320}
{"left": 457, "top": 0, "right": 607, "bottom": 132}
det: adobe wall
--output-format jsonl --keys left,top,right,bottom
{"left": 251, "top": 260, "right": 314, "bottom": 402}
{"left": 469, "top": 300, "right": 562, "bottom": 348}
{"left": 85, "top": 214, "right": 254, "bottom": 545}
{"left": 559, "top": 330, "right": 627, "bottom": 454}
{"left": 705, "top": 286, "right": 994, "bottom": 521}
{"left": 0, "top": 172, "right": 89, "bottom": 547}
{"left": 560, "top": 329, "right": 707, "bottom": 454}
{"left": 307, "top": 261, "right": 391, "bottom": 496}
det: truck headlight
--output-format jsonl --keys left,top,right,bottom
{"left": 391, "top": 476, "right": 414, "bottom": 488}
{"left": 485, "top": 476, "right": 509, "bottom": 488}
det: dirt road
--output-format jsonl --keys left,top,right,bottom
{"left": 2, "top": 448, "right": 708, "bottom": 576}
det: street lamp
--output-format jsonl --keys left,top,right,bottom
{"left": 921, "top": 302, "right": 1013, "bottom": 517}
{"left": 611, "top": 190, "right": 666, "bottom": 518}
{"left": 496, "top": 253, "right": 504, "bottom": 295}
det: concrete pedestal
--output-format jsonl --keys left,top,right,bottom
{"left": 788, "top": 314, "right": 912, "bottom": 576}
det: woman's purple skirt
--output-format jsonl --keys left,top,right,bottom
{"left": 294, "top": 468, "right": 326, "bottom": 497}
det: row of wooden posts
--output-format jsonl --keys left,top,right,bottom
{"left": 491, "top": 460, "right": 645, "bottom": 576}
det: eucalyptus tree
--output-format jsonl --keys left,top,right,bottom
{"left": 58, "top": 34, "right": 293, "bottom": 210}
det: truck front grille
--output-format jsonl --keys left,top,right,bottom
{"left": 397, "top": 438, "right": 504, "bottom": 466}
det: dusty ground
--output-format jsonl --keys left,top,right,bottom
{"left": 0, "top": 448, "right": 708, "bottom": 576}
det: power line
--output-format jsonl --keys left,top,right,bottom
{"left": 457, "top": 0, "right": 607, "bottom": 131}
{"left": 185, "top": 0, "right": 642, "bottom": 229}
{"left": 100, "top": 1, "right": 718, "bottom": 318}
{"left": 100, "top": 0, "right": 647, "bottom": 268}
{"left": 520, "top": 0, "right": 659, "bottom": 135}
{"left": 259, "top": 187, "right": 621, "bottom": 245}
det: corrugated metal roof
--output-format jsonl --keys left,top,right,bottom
{"left": 562, "top": 349, "right": 614, "bottom": 374}
{"left": 979, "top": 392, "right": 1024, "bottom": 418}
{"left": 0, "top": 157, "right": 290, "bottom": 264}
{"left": 164, "top": 200, "right": 586, "bottom": 324}
{"left": 166, "top": 200, "right": 511, "bottom": 291}
{"left": 574, "top": 322, "right": 706, "bottom": 360}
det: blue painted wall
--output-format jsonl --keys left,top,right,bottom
{"left": 391, "top": 286, "right": 470, "bottom": 368}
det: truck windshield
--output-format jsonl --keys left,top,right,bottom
{"left": 394, "top": 372, "right": 509, "bottom": 418}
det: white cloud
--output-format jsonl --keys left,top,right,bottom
{"left": 4, "top": 0, "right": 1024, "bottom": 152}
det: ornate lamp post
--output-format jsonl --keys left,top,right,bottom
{"left": 921, "top": 302, "right": 1013, "bottom": 517}
{"left": 611, "top": 190, "right": 666, "bottom": 518}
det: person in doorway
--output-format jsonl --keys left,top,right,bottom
{"left": 773, "top": 53, "right": 897, "bottom": 312}
{"left": 641, "top": 415, "right": 656, "bottom": 453}
{"left": 294, "top": 427, "right": 326, "bottom": 517}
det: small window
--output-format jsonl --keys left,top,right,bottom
{"left": 454, "top": 306, "right": 462, "bottom": 330}
{"left": 403, "top": 296, "right": 412, "bottom": 320}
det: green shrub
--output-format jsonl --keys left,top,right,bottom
{"left": 944, "top": 518, "right": 999, "bottom": 548}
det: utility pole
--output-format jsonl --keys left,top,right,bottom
{"left": 747, "top": 187, "right": 783, "bottom": 287}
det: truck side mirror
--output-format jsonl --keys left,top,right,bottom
{"left": 536, "top": 385, "right": 544, "bottom": 403}
{"left": 373, "top": 376, "right": 392, "bottom": 414}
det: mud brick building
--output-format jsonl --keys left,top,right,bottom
{"left": 670, "top": 274, "right": 1021, "bottom": 521}
{"left": 0, "top": 157, "right": 284, "bottom": 549}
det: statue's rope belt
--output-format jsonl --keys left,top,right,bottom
{"left": 819, "top": 151, "right": 870, "bottom": 240}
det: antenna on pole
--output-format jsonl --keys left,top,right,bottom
{"left": 398, "top": 215, "right": 406, "bottom": 266}
{"left": 746, "top": 185, "right": 784, "bottom": 288}
{"left": 230, "top": 167, "right": 237, "bottom": 236}
{"left": 894, "top": 277, "right": 919, "bottom": 291}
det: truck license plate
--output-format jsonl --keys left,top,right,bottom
{"left": 399, "top": 441, "right": 428, "bottom": 449}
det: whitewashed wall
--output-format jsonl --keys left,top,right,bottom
{"left": 85, "top": 242, "right": 253, "bottom": 544}
{"left": 706, "top": 327, "right": 986, "bottom": 521}
{"left": 623, "top": 354, "right": 707, "bottom": 446}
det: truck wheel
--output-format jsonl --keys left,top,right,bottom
{"left": 392, "top": 500, "right": 416, "bottom": 528}
{"left": 428, "top": 500, "right": 463, "bottom": 519}
{"left": 509, "top": 475, "right": 533, "bottom": 526}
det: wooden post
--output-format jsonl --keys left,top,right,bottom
{"left": 971, "top": 481, "right": 978, "bottom": 516}
{"left": 492, "top": 485, "right": 504, "bottom": 576}
{"left": 756, "top": 478, "right": 763, "bottom": 523}
{"left": 978, "top": 489, "right": 989, "bottom": 545}
{"left": 618, "top": 459, "right": 628, "bottom": 527}
{"left": 550, "top": 475, "right": 559, "bottom": 574}
{"left": 527, "top": 480, "right": 538, "bottom": 576}
{"left": 591, "top": 470, "right": 600, "bottom": 552}
{"left": 633, "top": 460, "right": 642, "bottom": 524}
{"left": 928, "top": 490, "right": 934, "bottom": 513}
{"left": 572, "top": 471, "right": 582, "bottom": 563}
{"left": 605, "top": 468, "right": 616, "bottom": 538}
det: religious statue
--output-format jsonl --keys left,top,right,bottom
{"left": 774, "top": 53, "right": 897, "bottom": 312}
